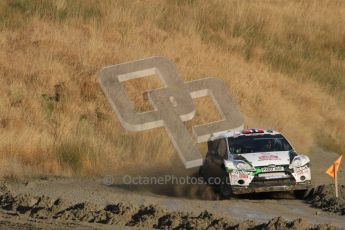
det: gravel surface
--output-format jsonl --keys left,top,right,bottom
{"left": 0, "top": 148, "right": 344, "bottom": 229}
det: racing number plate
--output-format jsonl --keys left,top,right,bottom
{"left": 261, "top": 166, "right": 284, "bottom": 172}
{"left": 258, "top": 172, "right": 287, "bottom": 179}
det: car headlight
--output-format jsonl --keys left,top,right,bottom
{"left": 235, "top": 161, "right": 255, "bottom": 171}
{"left": 293, "top": 158, "right": 302, "bottom": 167}
{"left": 290, "top": 155, "right": 310, "bottom": 168}
{"left": 224, "top": 160, "right": 235, "bottom": 172}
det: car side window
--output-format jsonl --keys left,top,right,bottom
{"left": 208, "top": 140, "right": 219, "bottom": 155}
{"left": 217, "top": 138, "right": 227, "bottom": 158}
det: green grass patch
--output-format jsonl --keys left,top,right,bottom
{"left": 56, "top": 141, "right": 96, "bottom": 174}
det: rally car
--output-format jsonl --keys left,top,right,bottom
{"left": 199, "top": 129, "right": 311, "bottom": 197}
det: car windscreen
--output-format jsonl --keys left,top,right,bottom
{"left": 228, "top": 134, "right": 293, "bottom": 154}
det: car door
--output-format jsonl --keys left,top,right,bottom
{"left": 207, "top": 138, "right": 227, "bottom": 178}
{"left": 202, "top": 139, "right": 218, "bottom": 179}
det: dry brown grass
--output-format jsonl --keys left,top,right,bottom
{"left": 0, "top": 0, "right": 345, "bottom": 178}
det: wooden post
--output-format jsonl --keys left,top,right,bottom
{"left": 335, "top": 162, "right": 338, "bottom": 198}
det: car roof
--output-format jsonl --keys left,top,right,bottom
{"left": 209, "top": 129, "right": 281, "bottom": 141}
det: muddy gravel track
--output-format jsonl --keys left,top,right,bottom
{"left": 0, "top": 148, "right": 344, "bottom": 229}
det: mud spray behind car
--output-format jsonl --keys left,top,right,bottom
{"left": 200, "top": 129, "right": 311, "bottom": 197}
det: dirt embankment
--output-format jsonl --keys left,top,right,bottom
{"left": 306, "top": 185, "right": 345, "bottom": 215}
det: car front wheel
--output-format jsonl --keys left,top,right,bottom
{"left": 219, "top": 178, "right": 233, "bottom": 199}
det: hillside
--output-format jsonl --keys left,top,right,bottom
{"left": 0, "top": 0, "right": 345, "bottom": 177}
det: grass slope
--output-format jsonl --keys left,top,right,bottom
{"left": 0, "top": 0, "right": 344, "bottom": 177}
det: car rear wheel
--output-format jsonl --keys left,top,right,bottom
{"left": 198, "top": 166, "right": 209, "bottom": 182}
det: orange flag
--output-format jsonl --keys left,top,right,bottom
{"left": 326, "top": 155, "right": 343, "bottom": 178}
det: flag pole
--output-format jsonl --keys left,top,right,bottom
{"left": 334, "top": 162, "right": 338, "bottom": 198}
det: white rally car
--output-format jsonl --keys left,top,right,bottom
{"left": 199, "top": 129, "right": 311, "bottom": 197}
